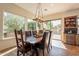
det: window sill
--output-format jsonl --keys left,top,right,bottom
{"left": 3, "top": 37, "right": 15, "bottom": 40}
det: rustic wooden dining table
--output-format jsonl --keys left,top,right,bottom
{"left": 25, "top": 35, "right": 42, "bottom": 56}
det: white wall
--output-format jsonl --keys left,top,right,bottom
{"left": 0, "top": 39, "right": 16, "bottom": 51}
{"left": 0, "top": 11, "right": 3, "bottom": 40}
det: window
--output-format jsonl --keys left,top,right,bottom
{"left": 3, "top": 12, "right": 25, "bottom": 38}
{"left": 27, "top": 19, "right": 43, "bottom": 31}
{"left": 27, "top": 19, "right": 36, "bottom": 30}
{"left": 77, "top": 18, "right": 79, "bottom": 25}
{"left": 43, "top": 21, "right": 52, "bottom": 30}
{"left": 51, "top": 20, "right": 61, "bottom": 34}
{"left": 37, "top": 22, "right": 43, "bottom": 30}
{"left": 77, "top": 18, "right": 79, "bottom": 34}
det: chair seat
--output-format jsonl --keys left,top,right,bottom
{"left": 18, "top": 44, "right": 31, "bottom": 52}
{"left": 35, "top": 42, "right": 44, "bottom": 49}
{"left": 24, "top": 43, "right": 31, "bottom": 49}
{"left": 37, "top": 45, "right": 44, "bottom": 49}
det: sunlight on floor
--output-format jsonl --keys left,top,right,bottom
{"left": 52, "top": 40, "right": 67, "bottom": 49}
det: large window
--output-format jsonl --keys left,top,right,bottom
{"left": 43, "top": 19, "right": 61, "bottom": 40}
{"left": 3, "top": 12, "right": 25, "bottom": 38}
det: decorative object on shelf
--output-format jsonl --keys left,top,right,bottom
{"left": 64, "top": 16, "right": 77, "bottom": 28}
{"left": 33, "top": 3, "right": 44, "bottom": 23}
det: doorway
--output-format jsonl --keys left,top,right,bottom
{"left": 51, "top": 19, "right": 62, "bottom": 41}
{"left": 50, "top": 19, "right": 66, "bottom": 49}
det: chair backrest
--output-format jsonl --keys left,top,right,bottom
{"left": 41, "top": 31, "right": 48, "bottom": 48}
{"left": 25, "top": 31, "right": 31, "bottom": 37}
{"left": 14, "top": 29, "right": 25, "bottom": 49}
{"left": 39, "top": 30, "right": 43, "bottom": 34}
{"left": 32, "top": 31, "right": 37, "bottom": 36}
{"left": 47, "top": 31, "right": 52, "bottom": 49}
{"left": 46, "top": 31, "right": 50, "bottom": 47}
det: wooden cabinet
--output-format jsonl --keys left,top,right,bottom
{"left": 65, "top": 34, "right": 76, "bottom": 45}
{"left": 64, "top": 16, "right": 77, "bottom": 45}
{"left": 76, "top": 35, "right": 79, "bottom": 46}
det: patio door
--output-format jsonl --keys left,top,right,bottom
{"left": 51, "top": 19, "right": 62, "bottom": 41}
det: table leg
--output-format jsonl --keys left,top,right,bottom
{"left": 31, "top": 45, "right": 39, "bottom": 56}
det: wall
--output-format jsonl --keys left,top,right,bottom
{"left": 0, "top": 38, "right": 16, "bottom": 51}
{"left": 0, "top": 3, "right": 33, "bottom": 51}
{"left": 0, "top": 11, "right": 3, "bottom": 40}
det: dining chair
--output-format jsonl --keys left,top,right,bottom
{"left": 35, "top": 31, "right": 48, "bottom": 56}
{"left": 47, "top": 31, "right": 52, "bottom": 53}
{"left": 25, "top": 30, "right": 40, "bottom": 56}
{"left": 25, "top": 31, "right": 31, "bottom": 37}
{"left": 32, "top": 31, "right": 37, "bottom": 36}
{"left": 39, "top": 30, "right": 43, "bottom": 34}
{"left": 14, "top": 29, "right": 31, "bottom": 56}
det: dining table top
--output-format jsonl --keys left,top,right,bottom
{"left": 26, "top": 36, "right": 42, "bottom": 44}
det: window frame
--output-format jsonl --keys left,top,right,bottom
{"left": 3, "top": 12, "right": 26, "bottom": 39}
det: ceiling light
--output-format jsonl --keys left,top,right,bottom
{"left": 33, "top": 3, "right": 44, "bottom": 22}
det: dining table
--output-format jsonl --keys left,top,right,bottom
{"left": 25, "top": 35, "right": 42, "bottom": 56}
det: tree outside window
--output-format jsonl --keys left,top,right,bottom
{"left": 4, "top": 12, "right": 25, "bottom": 38}
{"left": 43, "top": 21, "right": 52, "bottom": 30}
{"left": 27, "top": 21, "right": 36, "bottom": 30}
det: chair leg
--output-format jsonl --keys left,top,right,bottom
{"left": 35, "top": 48, "right": 39, "bottom": 56}
{"left": 43, "top": 50, "right": 44, "bottom": 56}
{"left": 47, "top": 47, "right": 50, "bottom": 54}
{"left": 17, "top": 50, "right": 19, "bottom": 56}
{"left": 23, "top": 52, "right": 25, "bottom": 56}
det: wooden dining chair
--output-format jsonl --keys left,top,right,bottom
{"left": 14, "top": 29, "right": 31, "bottom": 56}
{"left": 35, "top": 31, "right": 48, "bottom": 56}
{"left": 32, "top": 31, "right": 37, "bottom": 36}
{"left": 47, "top": 31, "right": 52, "bottom": 53}
{"left": 39, "top": 30, "right": 43, "bottom": 34}
{"left": 25, "top": 31, "right": 31, "bottom": 37}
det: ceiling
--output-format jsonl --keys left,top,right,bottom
{"left": 15, "top": 3, "right": 79, "bottom": 16}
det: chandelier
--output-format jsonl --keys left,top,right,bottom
{"left": 33, "top": 3, "right": 44, "bottom": 22}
